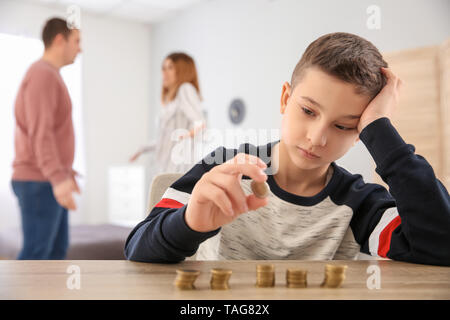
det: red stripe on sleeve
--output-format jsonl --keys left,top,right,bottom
{"left": 378, "top": 215, "right": 402, "bottom": 258}
{"left": 154, "top": 198, "right": 185, "bottom": 209}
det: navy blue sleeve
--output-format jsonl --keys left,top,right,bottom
{"left": 351, "top": 117, "right": 450, "bottom": 266}
{"left": 124, "top": 147, "right": 231, "bottom": 263}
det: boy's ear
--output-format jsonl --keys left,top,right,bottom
{"left": 353, "top": 137, "right": 360, "bottom": 145}
{"left": 280, "top": 82, "right": 291, "bottom": 114}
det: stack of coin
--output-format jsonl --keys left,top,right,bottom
{"left": 174, "top": 269, "right": 200, "bottom": 290}
{"left": 256, "top": 264, "right": 275, "bottom": 287}
{"left": 320, "top": 264, "right": 347, "bottom": 288}
{"left": 251, "top": 180, "right": 270, "bottom": 199}
{"left": 286, "top": 268, "right": 307, "bottom": 288}
{"left": 210, "top": 268, "right": 232, "bottom": 290}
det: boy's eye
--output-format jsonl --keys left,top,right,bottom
{"left": 302, "top": 107, "right": 355, "bottom": 131}
{"left": 335, "top": 125, "right": 353, "bottom": 131}
{"left": 302, "top": 107, "right": 315, "bottom": 116}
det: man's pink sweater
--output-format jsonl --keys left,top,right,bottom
{"left": 12, "top": 59, "right": 75, "bottom": 187}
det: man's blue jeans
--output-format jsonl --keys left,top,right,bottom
{"left": 11, "top": 181, "right": 69, "bottom": 260}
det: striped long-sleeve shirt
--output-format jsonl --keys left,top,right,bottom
{"left": 125, "top": 118, "right": 450, "bottom": 266}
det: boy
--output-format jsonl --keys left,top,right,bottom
{"left": 125, "top": 32, "right": 450, "bottom": 266}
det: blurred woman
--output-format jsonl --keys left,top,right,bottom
{"left": 130, "top": 52, "right": 206, "bottom": 174}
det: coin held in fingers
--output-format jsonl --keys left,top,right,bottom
{"left": 251, "top": 180, "right": 270, "bottom": 199}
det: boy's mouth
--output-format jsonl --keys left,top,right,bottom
{"left": 297, "top": 147, "right": 320, "bottom": 159}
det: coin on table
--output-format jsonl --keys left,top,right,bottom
{"left": 174, "top": 269, "right": 200, "bottom": 290}
{"left": 251, "top": 180, "right": 270, "bottom": 199}
{"left": 320, "top": 264, "right": 347, "bottom": 288}
{"left": 286, "top": 268, "right": 307, "bottom": 288}
{"left": 210, "top": 268, "right": 232, "bottom": 290}
{"left": 256, "top": 264, "right": 275, "bottom": 287}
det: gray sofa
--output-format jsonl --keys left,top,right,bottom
{"left": 0, "top": 224, "right": 132, "bottom": 260}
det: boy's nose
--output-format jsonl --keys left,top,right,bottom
{"left": 307, "top": 126, "right": 327, "bottom": 147}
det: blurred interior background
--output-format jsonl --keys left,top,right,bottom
{"left": 0, "top": 0, "right": 448, "bottom": 259}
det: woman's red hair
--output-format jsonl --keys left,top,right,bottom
{"left": 161, "top": 52, "right": 202, "bottom": 103}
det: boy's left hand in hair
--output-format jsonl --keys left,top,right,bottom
{"left": 357, "top": 67, "right": 403, "bottom": 133}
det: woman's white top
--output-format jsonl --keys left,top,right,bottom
{"left": 152, "top": 82, "right": 206, "bottom": 174}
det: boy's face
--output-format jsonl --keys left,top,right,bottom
{"left": 280, "top": 67, "right": 371, "bottom": 170}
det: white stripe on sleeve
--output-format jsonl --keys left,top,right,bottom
{"left": 161, "top": 187, "right": 191, "bottom": 205}
{"left": 368, "top": 207, "right": 399, "bottom": 257}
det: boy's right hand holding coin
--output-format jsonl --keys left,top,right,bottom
{"left": 185, "top": 153, "right": 269, "bottom": 232}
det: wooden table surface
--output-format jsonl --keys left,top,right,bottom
{"left": 0, "top": 260, "right": 449, "bottom": 300}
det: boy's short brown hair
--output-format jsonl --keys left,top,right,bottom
{"left": 42, "top": 17, "right": 72, "bottom": 49}
{"left": 291, "top": 32, "right": 388, "bottom": 99}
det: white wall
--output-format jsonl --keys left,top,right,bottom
{"left": 80, "top": 14, "right": 151, "bottom": 224}
{"left": 148, "top": 0, "right": 450, "bottom": 183}
{"left": 0, "top": 0, "right": 151, "bottom": 229}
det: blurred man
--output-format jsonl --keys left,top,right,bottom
{"left": 11, "top": 17, "right": 82, "bottom": 259}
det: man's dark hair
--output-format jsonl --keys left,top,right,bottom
{"left": 42, "top": 17, "right": 72, "bottom": 49}
{"left": 291, "top": 32, "right": 388, "bottom": 99}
